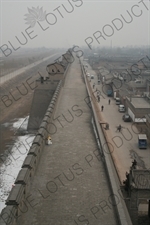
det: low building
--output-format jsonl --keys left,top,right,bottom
{"left": 125, "top": 97, "right": 150, "bottom": 122}
{"left": 124, "top": 168, "right": 150, "bottom": 225}
{"left": 146, "top": 79, "right": 150, "bottom": 94}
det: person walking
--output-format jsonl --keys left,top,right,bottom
{"left": 101, "top": 105, "right": 104, "bottom": 111}
{"left": 108, "top": 99, "right": 111, "bottom": 105}
{"left": 93, "top": 83, "right": 95, "bottom": 89}
{"left": 97, "top": 95, "right": 100, "bottom": 102}
{"left": 97, "top": 91, "right": 100, "bottom": 100}
{"left": 116, "top": 124, "right": 122, "bottom": 132}
{"left": 118, "top": 124, "right": 122, "bottom": 132}
{"left": 40, "top": 76, "right": 44, "bottom": 84}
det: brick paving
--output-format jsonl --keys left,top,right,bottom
{"left": 17, "top": 57, "right": 119, "bottom": 225}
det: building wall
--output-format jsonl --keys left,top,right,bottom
{"left": 27, "top": 89, "right": 54, "bottom": 130}
{"left": 146, "top": 80, "right": 150, "bottom": 93}
{"left": 36, "top": 80, "right": 58, "bottom": 90}
{"left": 125, "top": 98, "right": 150, "bottom": 119}
{"left": 128, "top": 189, "right": 150, "bottom": 224}
{"left": 145, "top": 115, "right": 150, "bottom": 140}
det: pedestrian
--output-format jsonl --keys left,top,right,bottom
{"left": 105, "top": 123, "right": 109, "bottom": 130}
{"left": 116, "top": 124, "right": 122, "bottom": 132}
{"left": 93, "top": 83, "right": 95, "bottom": 89}
{"left": 46, "top": 136, "right": 52, "bottom": 145}
{"left": 41, "top": 76, "right": 44, "bottom": 84}
{"left": 101, "top": 105, "right": 104, "bottom": 111}
{"left": 108, "top": 99, "right": 111, "bottom": 105}
{"left": 118, "top": 124, "right": 122, "bottom": 132}
{"left": 97, "top": 95, "right": 100, "bottom": 102}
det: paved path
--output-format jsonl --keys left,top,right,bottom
{"left": 87, "top": 65, "right": 150, "bottom": 183}
{"left": 18, "top": 57, "right": 119, "bottom": 225}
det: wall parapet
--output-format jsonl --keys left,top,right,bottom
{"left": 0, "top": 60, "right": 71, "bottom": 225}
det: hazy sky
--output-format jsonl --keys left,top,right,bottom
{"left": 0, "top": 0, "right": 150, "bottom": 55}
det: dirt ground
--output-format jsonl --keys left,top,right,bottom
{"left": 0, "top": 56, "right": 57, "bottom": 156}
